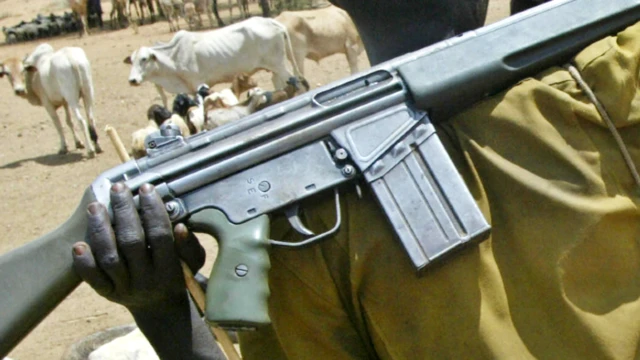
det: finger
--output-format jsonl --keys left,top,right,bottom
{"left": 174, "top": 223, "right": 206, "bottom": 274}
{"left": 138, "top": 183, "right": 176, "bottom": 267}
{"left": 72, "top": 242, "right": 114, "bottom": 297}
{"left": 86, "top": 202, "right": 129, "bottom": 290}
{"left": 110, "top": 182, "right": 151, "bottom": 278}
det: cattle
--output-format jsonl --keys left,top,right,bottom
{"left": 183, "top": 0, "right": 215, "bottom": 29}
{"left": 123, "top": 17, "right": 306, "bottom": 108}
{"left": 128, "top": 0, "right": 155, "bottom": 25}
{"left": 228, "top": 0, "right": 248, "bottom": 20}
{"left": 110, "top": 0, "right": 129, "bottom": 29}
{"left": 66, "top": 0, "right": 90, "bottom": 36}
{"left": 0, "top": 44, "right": 102, "bottom": 158}
{"left": 184, "top": 2, "right": 198, "bottom": 29}
{"left": 157, "top": 0, "right": 184, "bottom": 32}
{"left": 275, "top": 4, "right": 364, "bottom": 76}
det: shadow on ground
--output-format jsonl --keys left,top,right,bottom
{"left": 0, "top": 152, "right": 84, "bottom": 169}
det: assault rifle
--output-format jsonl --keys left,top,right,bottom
{"left": 2, "top": 0, "right": 639, "bottom": 356}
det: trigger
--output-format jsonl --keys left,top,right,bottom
{"left": 285, "top": 204, "right": 315, "bottom": 236}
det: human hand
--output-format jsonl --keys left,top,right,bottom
{"left": 71, "top": 182, "right": 206, "bottom": 313}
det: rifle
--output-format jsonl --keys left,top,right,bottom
{"left": 1, "top": 0, "right": 639, "bottom": 356}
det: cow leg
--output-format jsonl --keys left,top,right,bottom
{"left": 270, "top": 70, "right": 287, "bottom": 90}
{"left": 345, "top": 39, "right": 359, "bottom": 75}
{"left": 228, "top": 0, "right": 232, "bottom": 20}
{"left": 205, "top": 0, "right": 215, "bottom": 27}
{"left": 161, "top": 5, "right": 173, "bottom": 31}
{"left": 110, "top": 6, "right": 117, "bottom": 28}
{"left": 147, "top": 0, "right": 156, "bottom": 22}
{"left": 293, "top": 50, "right": 305, "bottom": 78}
{"left": 68, "top": 102, "right": 96, "bottom": 158}
{"left": 63, "top": 105, "right": 85, "bottom": 149}
{"left": 237, "top": 0, "right": 245, "bottom": 18}
{"left": 174, "top": 7, "right": 181, "bottom": 30}
{"left": 44, "top": 103, "right": 69, "bottom": 155}
{"left": 78, "top": 13, "right": 90, "bottom": 37}
{"left": 82, "top": 97, "right": 103, "bottom": 153}
{"left": 212, "top": 0, "right": 224, "bottom": 26}
{"left": 139, "top": 3, "right": 145, "bottom": 24}
{"left": 156, "top": 84, "right": 169, "bottom": 108}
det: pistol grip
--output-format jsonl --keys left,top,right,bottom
{"left": 188, "top": 209, "right": 271, "bottom": 330}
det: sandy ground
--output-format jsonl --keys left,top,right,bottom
{"left": 0, "top": 0, "right": 511, "bottom": 358}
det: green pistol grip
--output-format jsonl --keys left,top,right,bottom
{"left": 188, "top": 209, "right": 271, "bottom": 329}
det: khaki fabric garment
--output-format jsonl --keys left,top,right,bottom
{"left": 238, "top": 21, "right": 640, "bottom": 359}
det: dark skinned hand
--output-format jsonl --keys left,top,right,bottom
{"left": 71, "top": 182, "right": 206, "bottom": 313}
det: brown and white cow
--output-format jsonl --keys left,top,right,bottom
{"left": 0, "top": 44, "right": 102, "bottom": 158}
{"left": 275, "top": 4, "right": 364, "bottom": 76}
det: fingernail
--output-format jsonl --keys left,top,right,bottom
{"left": 111, "top": 182, "right": 125, "bottom": 193}
{"left": 87, "top": 202, "right": 100, "bottom": 215}
{"left": 174, "top": 223, "right": 187, "bottom": 241}
{"left": 73, "top": 244, "right": 86, "bottom": 256}
{"left": 140, "top": 183, "right": 155, "bottom": 194}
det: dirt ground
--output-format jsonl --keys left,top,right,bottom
{"left": 0, "top": 0, "right": 511, "bottom": 358}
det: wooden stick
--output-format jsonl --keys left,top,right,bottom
{"left": 181, "top": 262, "right": 242, "bottom": 360}
{"left": 106, "top": 124, "right": 241, "bottom": 360}
{"left": 104, "top": 125, "right": 131, "bottom": 162}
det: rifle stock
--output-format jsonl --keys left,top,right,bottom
{"left": 1, "top": 0, "right": 640, "bottom": 357}
{"left": 0, "top": 189, "right": 95, "bottom": 356}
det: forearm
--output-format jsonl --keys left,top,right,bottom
{"left": 131, "top": 291, "right": 223, "bottom": 360}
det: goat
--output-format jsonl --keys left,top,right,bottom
{"left": 203, "top": 89, "right": 265, "bottom": 130}
{"left": 253, "top": 76, "right": 305, "bottom": 112}
{"left": 230, "top": 72, "right": 258, "bottom": 100}
{"left": 130, "top": 104, "right": 172, "bottom": 159}
{"left": 172, "top": 93, "right": 201, "bottom": 134}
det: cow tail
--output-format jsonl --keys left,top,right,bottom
{"left": 272, "top": 19, "right": 309, "bottom": 90}
{"left": 66, "top": 56, "right": 92, "bottom": 106}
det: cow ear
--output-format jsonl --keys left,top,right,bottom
{"left": 123, "top": 56, "right": 132, "bottom": 64}
{"left": 25, "top": 65, "right": 37, "bottom": 72}
{"left": 149, "top": 53, "right": 157, "bottom": 61}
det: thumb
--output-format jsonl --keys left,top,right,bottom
{"left": 173, "top": 223, "right": 206, "bottom": 274}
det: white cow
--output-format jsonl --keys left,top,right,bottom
{"left": 124, "top": 16, "right": 305, "bottom": 108}
{"left": 0, "top": 44, "right": 102, "bottom": 158}
{"left": 275, "top": 5, "right": 364, "bottom": 75}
